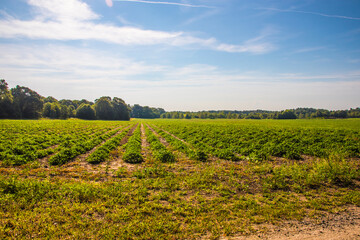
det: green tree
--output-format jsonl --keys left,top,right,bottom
{"left": 76, "top": 104, "right": 96, "bottom": 120}
{"left": 11, "top": 85, "right": 43, "bottom": 119}
{"left": 0, "top": 79, "right": 14, "bottom": 118}
{"left": 277, "top": 110, "right": 297, "bottom": 119}
{"left": 42, "top": 102, "right": 52, "bottom": 118}
{"left": 112, "top": 97, "right": 130, "bottom": 120}
{"left": 94, "top": 96, "right": 113, "bottom": 120}
{"left": 60, "top": 105, "right": 69, "bottom": 119}
{"left": 50, "top": 103, "right": 61, "bottom": 119}
{"left": 68, "top": 105, "right": 76, "bottom": 118}
{"left": 43, "top": 96, "right": 58, "bottom": 104}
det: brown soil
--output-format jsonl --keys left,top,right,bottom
{"left": 146, "top": 124, "right": 171, "bottom": 148}
{"left": 101, "top": 124, "right": 139, "bottom": 173}
{"left": 223, "top": 206, "right": 360, "bottom": 240}
{"left": 38, "top": 145, "right": 59, "bottom": 168}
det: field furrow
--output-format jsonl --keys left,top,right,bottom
{"left": 145, "top": 124, "right": 175, "bottom": 163}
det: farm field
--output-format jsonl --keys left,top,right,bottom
{"left": 0, "top": 119, "right": 360, "bottom": 239}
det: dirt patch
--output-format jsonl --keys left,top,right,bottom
{"left": 224, "top": 206, "right": 360, "bottom": 240}
{"left": 37, "top": 145, "right": 59, "bottom": 168}
{"left": 102, "top": 124, "right": 139, "bottom": 173}
{"left": 146, "top": 124, "right": 171, "bottom": 148}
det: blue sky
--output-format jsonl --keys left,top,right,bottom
{"left": 0, "top": 0, "right": 359, "bottom": 111}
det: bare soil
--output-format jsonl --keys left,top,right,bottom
{"left": 146, "top": 124, "right": 171, "bottom": 147}
{"left": 224, "top": 206, "right": 360, "bottom": 240}
{"left": 38, "top": 145, "right": 59, "bottom": 168}
{"left": 102, "top": 124, "right": 139, "bottom": 173}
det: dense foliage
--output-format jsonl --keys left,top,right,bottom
{"left": 0, "top": 79, "right": 130, "bottom": 120}
{"left": 130, "top": 104, "right": 165, "bottom": 119}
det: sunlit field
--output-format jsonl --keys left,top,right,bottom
{"left": 0, "top": 119, "right": 359, "bottom": 239}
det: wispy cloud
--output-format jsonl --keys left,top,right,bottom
{"left": 112, "top": 0, "right": 215, "bottom": 9}
{"left": 2, "top": 44, "right": 359, "bottom": 111}
{"left": 182, "top": 9, "right": 219, "bottom": 25}
{"left": 293, "top": 46, "right": 326, "bottom": 54}
{"left": 0, "top": 0, "right": 274, "bottom": 54}
{"left": 258, "top": 7, "right": 360, "bottom": 21}
{"left": 1, "top": 43, "right": 359, "bottom": 110}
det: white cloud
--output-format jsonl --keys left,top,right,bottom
{"left": 0, "top": 0, "right": 275, "bottom": 54}
{"left": 112, "top": 0, "right": 215, "bottom": 9}
{"left": 29, "top": 0, "right": 99, "bottom": 21}
{"left": 258, "top": 8, "right": 360, "bottom": 21}
{"left": 293, "top": 46, "right": 326, "bottom": 54}
{"left": 1, "top": 44, "right": 359, "bottom": 110}
{"left": 0, "top": 44, "right": 165, "bottom": 79}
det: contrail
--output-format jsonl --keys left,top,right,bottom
{"left": 113, "top": 0, "right": 215, "bottom": 8}
{"left": 259, "top": 7, "right": 360, "bottom": 21}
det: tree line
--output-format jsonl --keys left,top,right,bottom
{"left": 161, "top": 108, "right": 360, "bottom": 120}
{"left": 1, "top": 79, "right": 359, "bottom": 120}
{"left": 0, "top": 79, "right": 130, "bottom": 120}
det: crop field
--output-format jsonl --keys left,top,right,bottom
{"left": 0, "top": 119, "right": 360, "bottom": 239}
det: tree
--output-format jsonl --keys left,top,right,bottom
{"left": 42, "top": 102, "right": 52, "bottom": 118}
{"left": 0, "top": 79, "right": 13, "bottom": 118}
{"left": 131, "top": 104, "right": 143, "bottom": 118}
{"left": 112, "top": 97, "right": 130, "bottom": 120}
{"left": 76, "top": 104, "right": 96, "bottom": 120}
{"left": 43, "top": 96, "right": 58, "bottom": 104}
{"left": 50, "top": 103, "right": 61, "bottom": 119}
{"left": 60, "top": 105, "right": 69, "bottom": 119}
{"left": 94, "top": 96, "right": 113, "bottom": 120}
{"left": 277, "top": 110, "right": 297, "bottom": 119}
{"left": 11, "top": 85, "right": 43, "bottom": 119}
{"left": 68, "top": 105, "right": 76, "bottom": 118}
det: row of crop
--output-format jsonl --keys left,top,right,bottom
{"left": 0, "top": 120, "right": 121, "bottom": 165}
{"left": 152, "top": 120, "right": 360, "bottom": 161}
{"left": 144, "top": 125, "right": 175, "bottom": 163}
{"left": 149, "top": 125, "right": 207, "bottom": 161}
{"left": 154, "top": 123, "right": 302, "bottom": 161}
{"left": 151, "top": 124, "right": 237, "bottom": 161}
{"left": 122, "top": 124, "right": 143, "bottom": 164}
{"left": 86, "top": 127, "right": 133, "bottom": 164}
{"left": 49, "top": 125, "right": 131, "bottom": 165}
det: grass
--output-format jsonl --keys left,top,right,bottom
{"left": 0, "top": 155, "right": 359, "bottom": 239}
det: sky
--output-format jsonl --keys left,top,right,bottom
{"left": 0, "top": 0, "right": 359, "bottom": 111}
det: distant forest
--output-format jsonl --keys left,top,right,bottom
{"left": 161, "top": 108, "right": 360, "bottom": 119}
{"left": 1, "top": 79, "right": 359, "bottom": 120}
